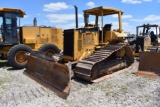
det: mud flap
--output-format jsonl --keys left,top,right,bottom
{"left": 135, "top": 52, "right": 160, "bottom": 78}
{"left": 24, "top": 52, "right": 71, "bottom": 99}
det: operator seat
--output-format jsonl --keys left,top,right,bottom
{"left": 103, "top": 24, "right": 112, "bottom": 36}
{"left": 103, "top": 24, "right": 112, "bottom": 32}
{"left": 150, "top": 31, "right": 157, "bottom": 42}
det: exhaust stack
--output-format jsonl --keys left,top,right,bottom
{"left": 74, "top": 5, "right": 78, "bottom": 28}
{"left": 33, "top": 17, "right": 37, "bottom": 27}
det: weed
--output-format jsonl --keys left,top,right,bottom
{"left": 121, "top": 86, "right": 128, "bottom": 94}
{"left": 105, "top": 92, "right": 110, "bottom": 96}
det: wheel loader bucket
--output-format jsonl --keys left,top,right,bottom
{"left": 24, "top": 52, "right": 71, "bottom": 99}
{"left": 135, "top": 52, "right": 160, "bottom": 78}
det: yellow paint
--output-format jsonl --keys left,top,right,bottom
{"left": 22, "top": 26, "right": 63, "bottom": 50}
{"left": 0, "top": 26, "right": 63, "bottom": 56}
{"left": 133, "top": 52, "right": 139, "bottom": 57}
{"left": 0, "top": 7, "right": 25, "bottom": 17}
{"left": 63, "top": 6, "right": 128, "bottom": 62}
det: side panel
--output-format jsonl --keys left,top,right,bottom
{"left": 50, "top": 28, "right": 63, "bottom": 50}
{"left": 63, "top": 28, "right": 99, "bottom": 61}
{"left": 38, "top": 27, "right": 63, "bottom": 50}
{"left": 21, "top": 27, "right": 63, "bottom": 51}
{"left": 74, "top": 32, "right": 95, "bottom": 61}
{"left": 144, "top": 36, "right": 151, "bottom": 51}
{"left": 135, "top": 36, "right": 151, "bottom": 52}
{"left": 104, "top": 31, "right": 112, "bottom": 43}
{"left": 104, "top": 31, "right": 128, "bottom": 43}
{"left": 21, "top": 26, "right": 39, "bottom": 40}
{"left": 94, "top": 32, "right": 99, "bottom": 45}
{"left": 21, "top": 27, "right": 39, "bottom": 49}
{"left": 39, "top": 27, "right": 50, "bottom": 43}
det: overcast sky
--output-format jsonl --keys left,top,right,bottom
{"left": 1, "top": 0, "right": 160, "bottom": 34}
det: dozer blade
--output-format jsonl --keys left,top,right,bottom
{"left": 24, "top": 52, "right": 71, "bottom": 99}
{"left": 135, "top": 52, "right": 160, "bottom": 78}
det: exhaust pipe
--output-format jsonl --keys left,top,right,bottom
{"left": 33, "top": 17, "right": 37, "bottom": 27}
{"left": 74, "top": 5, "right": 78, "bottom": 28}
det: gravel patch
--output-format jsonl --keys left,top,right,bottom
{"left": 0, "top": 61, "right": 160, "bottom": 107}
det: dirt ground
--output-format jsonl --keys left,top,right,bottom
{"left": 0, "top": 60, "right": 160, "bottom": 107}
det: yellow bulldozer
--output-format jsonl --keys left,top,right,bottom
{"left": 133, "top": 24, "right": 160, "bottom": 78}
{"left": 25, "top": 6, "right": 134, "bottom": 99}
{"left": 132, "top": 24, "right": 160, "bottom": 56}
{"left": 0, "top": 8, "right": 63, "bottom": 69}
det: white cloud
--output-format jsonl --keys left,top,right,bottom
{"left": 24, "top": 15, "right": 29, "bottom": 18}
{"left": 51, "top": 21, "right": 135, "bottom": 33}
{"left": 112, "top": 14, "right": 133, "bottom": 19}
{"left": 86, "top": 2, "right": 95, "bottom": 7}
{"left": 97, "top": 21, "right": 135, "bottom": 33}
{"left": 46, "top": 14, "right": 83, "bottom": 23}
{"left": 121, "top": 0, "right": 152, "bottom": 4}
{"left": 122, "top": 22, "right": 135, "bottom": 33}
{"left": 130, "top": 19, "right": 142, "bottom": 22}
{"left": 57, "top": 22, "right": 84, "bottom": 29}
{"left": 152, "top": 22, "right": 160, "bottom": 25}
{"left": 43, "top": 2, "right": 71, "bottom": 12}
{"left": 143, "top": 0, "right": 152, "bottom": 1}
{"left": 123, "top": 15, "right": 133, "bottom": 19}
{"left": 131, "top": 15, "right": 160, "bottom": 22}
{"left": 110, "top": 22, "right": 134, "bottom": 33}
{"left": 112, "top": 15, "right": 118, "bottom": 18}
{"left": 143, "top": 15, "right": 160, "bottom": 21}
{"left": 122, "top": 0, "right": 142, "bottom": 4}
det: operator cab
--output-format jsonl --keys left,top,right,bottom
{"left": 83, "top": 6, "right": 127, "bottom": 44}
{"left": 137, "top": 24, "right": 160, "bottom": 43}
{"left": 0, "top": 8, "right": 25, "bottom": 45}
{"left": 135, "top": 24, "right": 160, "bottom": 53}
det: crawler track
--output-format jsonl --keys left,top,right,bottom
{"left": 74, "top": 42, "right": 134, "bottom": 82}
{"left": 147, "top": 46, "right": 160, "bottom": 52}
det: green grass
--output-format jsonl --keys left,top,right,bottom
{"left": 0, "top": 79, "right": 5, "bottom": 85}
{"left": 0, "top": 77, "right": 12, "bottom": 85}
{"left": 0, "top": 60, "right": 8, "bottom": 68}
{"left": 105, "top": 92, "right": 110, "bottom": 96}
{"left": 121, "top": 86, "right": 128, "bottom": 94}
{"left": 0, "top": 60, "right": 7, "bottom": 63}
{"left": 105, "top": 86, "right": 128, "bottom": 97}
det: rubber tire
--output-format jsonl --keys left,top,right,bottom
{"left": 7, "top": 44, "right": 32, "bottom": 69}
{"left": 38, "top": 43, "right": 60, "bottom": 54}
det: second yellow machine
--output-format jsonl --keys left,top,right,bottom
{"left": 0, "top": 8, "right": 63, "bottom": 69}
